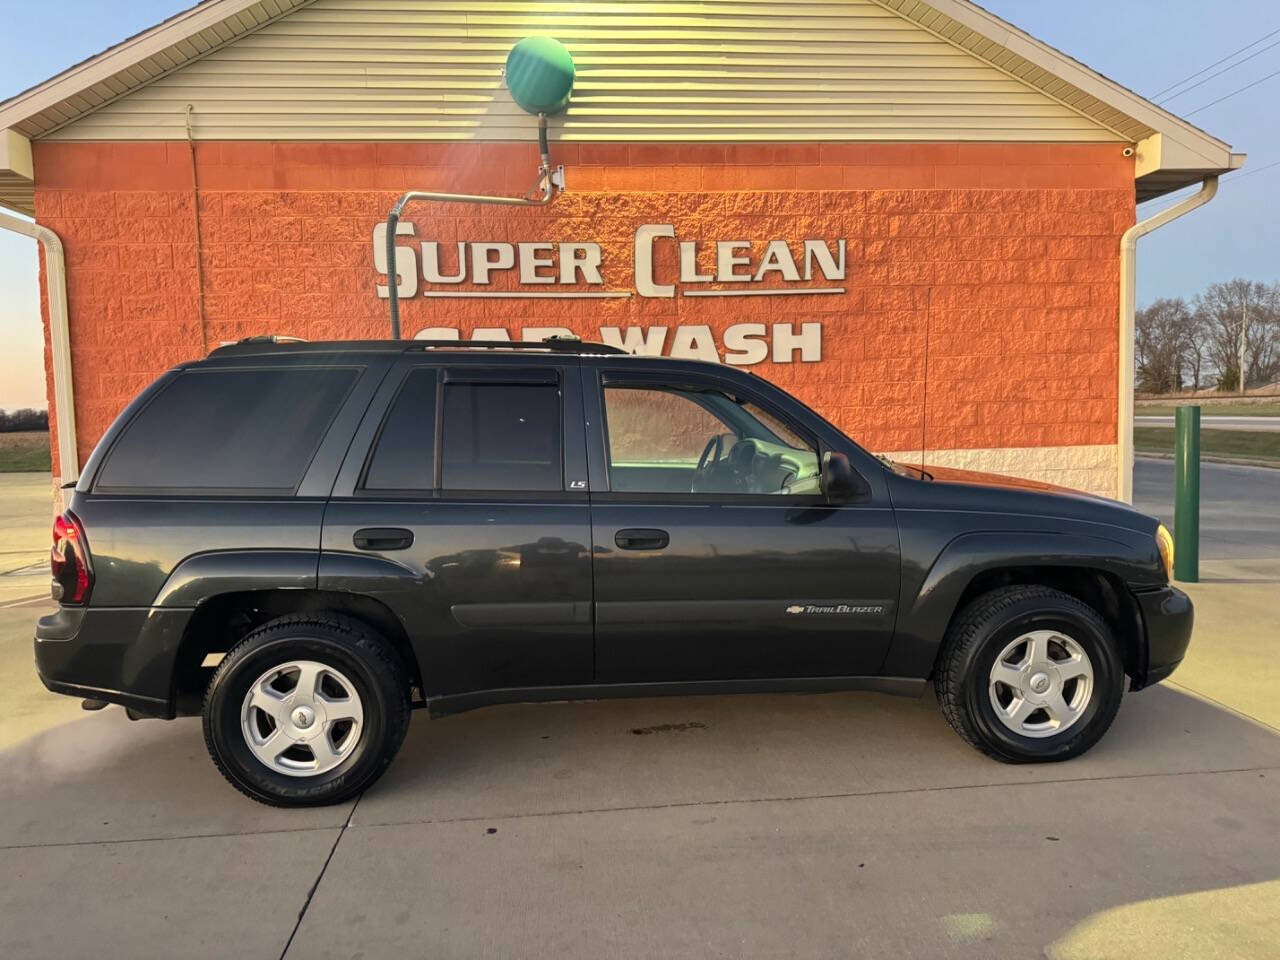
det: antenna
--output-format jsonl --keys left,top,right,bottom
{"left": 919, "top": 287, "right": 932, "bottom": 473}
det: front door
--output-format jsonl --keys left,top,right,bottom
{"left": 584, "top": 363, "right": 900, "bottom": 684}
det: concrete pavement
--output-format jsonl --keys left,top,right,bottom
{"left": 2, "top": 469, "right": 1278, "bottom": 958}
{"left": 0, "top": 472, "right": 52, "bottom": 606}
{"left": 1134, "top": 458, "right": 1280, "bottom": 559}
{"left": 3, "top": 607, "right": 1278, "bottom": 959}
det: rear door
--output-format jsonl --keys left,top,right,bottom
{"left": 321, "top": 355, "right": 593, "bottom": 697}
{"left": 583, "top": 361, "right": 900, "bottom": 684}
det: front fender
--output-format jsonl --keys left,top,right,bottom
{"left": 881, "top": 529, "right": 1157, "bottom": 678}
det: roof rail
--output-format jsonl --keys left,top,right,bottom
{"left": 415, "top": 337, "right": 627, "bottom": 356}
{"left": 235, "top": 335, "right": 308, "bottom": 345}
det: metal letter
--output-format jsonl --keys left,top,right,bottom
{"left": 471, "top": 242, "right": 515, "bottom": 284}
{"left": 634, "top": 224, "right": 675, "bottom": 298}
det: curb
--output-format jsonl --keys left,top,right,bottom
{"left": 1135, "top": 452, "right": 1280, "bottom": 470}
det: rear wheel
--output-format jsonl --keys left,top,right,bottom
{"left": 934, "top": 586, "right": 1124, "bottom": 763}
{"left": 202, "top": 614, "right": 411, "bottom": 806}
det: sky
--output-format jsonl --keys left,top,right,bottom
{"left": 1, "top": 0, "right": 1278, "bottom": 409}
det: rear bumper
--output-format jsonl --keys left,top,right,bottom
{"left": 35, "top": 604, "right": 191, "bottom": 718}
{"left": 1131, "top": 585, "right": 1194, "bottom": 690}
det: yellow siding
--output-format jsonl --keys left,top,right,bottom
{"left": 48, "top": 0, "right": 1125, "bottom": 143}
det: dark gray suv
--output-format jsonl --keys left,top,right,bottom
{"left": 36, "top": 337, "right": 1192, "bottom": 806}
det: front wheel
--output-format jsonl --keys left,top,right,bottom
{"left": 202, "top": 614, "right": 411, "bottom": 806}
{"left": 934, "top": 586, "right": 1125, "bottom": 763}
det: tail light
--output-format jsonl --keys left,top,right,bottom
{"left": 51, "top": 511, "right": 93, "bottom": 605}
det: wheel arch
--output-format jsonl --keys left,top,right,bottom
{"left": 171, "top": 589, "right": 423, "bottom": 716}
{"left": 883, "top": 530, "right": 1152, "bottom": 682}
{"left": 937, "top": 565, "right": 1144, "bottom": 682}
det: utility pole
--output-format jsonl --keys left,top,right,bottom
{"left": 1239, "top": 286, "right": 1248, "bottom": 396}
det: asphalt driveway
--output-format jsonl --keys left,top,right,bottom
{"left": 2, "top": 469, "right": 1278, "bottom": 959}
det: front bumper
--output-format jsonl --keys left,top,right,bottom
{"left": 35, "top": 604, "right": 191, "bottom": 718}
{"left": 1131, "top": 585, "right": 1194, "bottom": 690}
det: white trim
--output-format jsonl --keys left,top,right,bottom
{"left": 876, "top": 0, "right": 1232, "bottom": 162}
{"left": 0, "top": 0, "right": 314, "bottom": 136}
{"left": 0, "top": 129, "right": 32, "bottom": 180}
{"left": 0, "top": 0, "right": 1237, "bottom": 196}
{"left": 0, "top": 211, "right": 77, "bottom": 482}
{"left": 1117, "top": 177, "right": 1219, "bottom": 503}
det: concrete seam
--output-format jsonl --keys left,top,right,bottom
{"left": 280, "top": 794, "right": 359, "bottom": 960}
{"left": 350, "top": 764, "right": 1280, "bottom": 831}
{"left": 0, "top": 822, "right": 345, "bottom": 852}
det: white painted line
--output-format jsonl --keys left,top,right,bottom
{"left": 682, "top": 287, "right": 845, "bottom": 297}
{"left": 421, "top": 291, "right": 633, "bottom": 299}
{"left": 0, "top": 594, "right": 51, "bottom": 609}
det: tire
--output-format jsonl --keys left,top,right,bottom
{"left": 934, "top": 585, "right": 1124, "bottom": 764}
{"left": 202, "top": 614, "right": 411, "bottom": 806}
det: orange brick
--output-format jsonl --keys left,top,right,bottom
{"left": 32, "top": 140, "right": 1124, "bottom": 465}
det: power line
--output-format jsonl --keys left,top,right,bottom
{"left": 1159, "top": 36, "right": 1280, "bottom": 103}
{"left": 1224, "top": 157, "right": 1280, "bottom": 182}
{"left": 1138, "top": 159, "right": 1280, "bottom": 214}
{"left": 1151, "top": 26, "right": 1280, "bottom": 99}
{"left": 1185, "top": 66, "right": 1280, "bottom": 115}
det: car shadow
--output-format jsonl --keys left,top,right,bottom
{"left": 356, "top": 681, "right": 1280, "bottom": 824}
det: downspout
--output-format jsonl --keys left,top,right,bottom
{"left": 0, "top": 211, "right": 78, "bottom": 483}
{"left": 1117, "top": 176, "right": 1217, "bottom": 503}
{"left": 385, "top": 114, "right": 564, "bottom": 339}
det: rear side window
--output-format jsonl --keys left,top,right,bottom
{"left": 363, "top": 368, "right": 438, "bottom": 491}
{"left": 440, "top": 382, "right": 562, "bottom": 491}
{"left": 96, "top": 367, "right": 358, "bottom": 493}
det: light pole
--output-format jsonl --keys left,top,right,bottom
{"left": 1238, "top": 287, "right": 1248, "bottom": 395}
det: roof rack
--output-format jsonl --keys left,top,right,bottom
{"left": 235, "top": 335, "right": 308, "bottom": 345}
{"left": 415, "top": 336, "right": 627, "bottom": 356}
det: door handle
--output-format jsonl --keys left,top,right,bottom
{"left": 353, "top": 527, "right": 414, "bottom": 551}
{"left": 615, "top": 528, "right": 669, "bottom": 550}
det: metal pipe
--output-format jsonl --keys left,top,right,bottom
{"left": 1173, "top": 405, "right": 1200, "bottom": 582}
{"left": 0, "top": 211, "right": 78, "bottom": 482}
{"left": 1117, "top": 176, "right": 1217, "bottom": 503}
{"left": 386, "top": 115, "right": 559, "bottom": 339}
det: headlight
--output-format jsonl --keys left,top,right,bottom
{"left": 1155, "top": 524, "right": 1175, "bottom": 580}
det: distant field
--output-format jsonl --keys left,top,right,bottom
{"left": 0, "top": 432, "right": 51, "bottom": 472}
{"left": 1134, "top": 427, "right": 1280, "bottom": 464}
{"left": 1136, "top": 399, "right": 1280, "bottom": 417}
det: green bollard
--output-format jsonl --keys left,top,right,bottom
{"left": 1173, "top": 406, "right": 1200, "bottom": 583}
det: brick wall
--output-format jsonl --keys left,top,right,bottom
{"left": 32, "top": 141, "right": 1133, "bottom": 484}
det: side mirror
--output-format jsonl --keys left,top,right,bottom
{"left": 820, "top": 451, "right": 865, "bottom": 502}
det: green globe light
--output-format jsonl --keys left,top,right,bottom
{"left": 505, "top": 37, "right": 575, "bottom": 115}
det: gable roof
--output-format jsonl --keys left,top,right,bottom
{"left": 0, "top": 0, "right": 1243, "bottom": 214}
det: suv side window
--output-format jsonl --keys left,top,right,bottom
{"left": 96, "top": 366, "right": 358, "bottom": 494}
{"left": 603, "top": 384, "right": 820, "bottom": 496}
{"left": 363, "top": 368, "right": 438, "bottom": 492}
{"left": 440, "top": 381, "right": 562, "bottom": 491}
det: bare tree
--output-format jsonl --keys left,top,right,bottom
{"left": 1248, "top": 282, "right": 1280, "bottom": 387}
{"left": 1193, "top": 278, "right": 1277, "bottom": 390}
{"left": 1135, "top": 297, "right": 1195, "bottom": 394}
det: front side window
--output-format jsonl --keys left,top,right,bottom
{"left": 440, "top": 382, "right": 562, "bottom": 491}
{"left": 96, "top": 366, "right": 358, "bottom": 493}
{"left": 603, "top": 385, "right": 820, "bottom": 496}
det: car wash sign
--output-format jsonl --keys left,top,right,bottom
{"left": 371, "top": 223, "right": 847, "bottom": 364}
